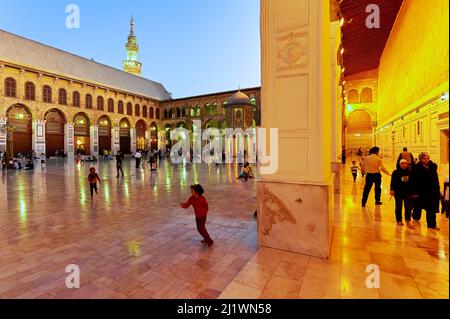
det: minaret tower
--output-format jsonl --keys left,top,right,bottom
{"left": 123, "top": 15, "right": 142, "bottom": 75}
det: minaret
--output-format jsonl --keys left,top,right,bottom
{"left": 123, "top": 15, "right": 142, "bottom": 75}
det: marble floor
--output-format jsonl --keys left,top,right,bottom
{"left": 0, "top": 157, "right": 448, "bottom": 299}
{"left": 220, "top": 158, "right": 449, "bottom": 299}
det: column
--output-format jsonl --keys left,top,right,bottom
{"left": 258, "top": 0, "right": 333, "bottom": 258}
{"left": 130, "top": 127, "right": 136, "bottom": 154}
{"left": 33, "top": 119, "right": 46, "bottom": 156}
{"left": 66, "top": 123, "right": 75, "bottom": 158}
{"left": 112, "top": 126, "right": 120, "bottom": 154}
{"left": 371, "top": 121, "right": 377, "bottom": 146}
{"left": 145, "top": 129, "right": 150, "bottom": 151}
{"left": 0, "top": 117, "right": 7, "bottom": 152}
{"left": 90, "top": 124, "right": 99, "bottom": 157}
{"left": 158, "top": 129, "right": 165, "bottom": 152}
{"left": 330, "top": 20, "right": 342, "bottom": 192}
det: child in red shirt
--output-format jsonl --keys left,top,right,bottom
{"left": 181, "top": 184, "right": 214, "bottom": 246}
{"left": 88, "top": 167, "right": 101, "bottom": 197}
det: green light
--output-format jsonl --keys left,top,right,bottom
{"left": 346, "top": 104, "right": 353, "bottom": 114}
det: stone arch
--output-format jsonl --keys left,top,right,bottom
{"left": 6, "top": 104, "right": 33, "bottom": 157}
{"left": 361, "top": 87, "right": 373, "bottom": 103}
{"left": 98, "top": 115, "right": 112, "bottom": 154}
{"left": 73, "top": 112, "right": 91, "bottom": 155}
{"left": 119, "top": 117, "right": 132, "bottom": 154}
{"left": 149, "top": 121, "right": 159, "bottom": 151}
{"left": 45, "top": 108, "right": 67, "bottom": 157}
{"left": 204, "top": 119, "right": 219, "bottom": 129}
{"left": 348, "top": 89, "right": 360, "bottom": 104}
{"left": 176, "top": 121, "right": 186, "bottom": 129}
{"left": 135, "top": 119, "right": 147, "bottom": 150}
{"left": 346, "top": 109, "right": 374, "bottom": 154}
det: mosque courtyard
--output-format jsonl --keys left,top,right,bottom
{"left": 0, "top": 158, "right": 448, "bottom": 299}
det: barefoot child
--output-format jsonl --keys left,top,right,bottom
{"left": 88, "top": 167, "right": 101, "bottom": 197}
{"left": 181, "top": 184, "right": 214, "bottom": 246}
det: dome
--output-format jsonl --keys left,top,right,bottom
{"left": 226, "top": 90, "right": 252, "bottom": 106}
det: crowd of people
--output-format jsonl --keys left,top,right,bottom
{"left": 349, "top": 146, "right": 448, "bottom": 230}
{"left": 0, "top": 150, "right": 48, "bottom": 171}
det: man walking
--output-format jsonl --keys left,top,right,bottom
{"left": 397, "top": 147, "right": 414, "bottom": 169}
{"left": 361, "top": 147, "right": 391, "bottom": 207}
{"left": 134, "top": 150, "right": 142, "bottom": 169}
{"left": 116, "top": 150, "right": 124, "bottom": 178}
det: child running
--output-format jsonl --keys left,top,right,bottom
{"left": 350, "top": 160, "right": 360, "bottom": 183}
{"left": 181, "top": 184, "right": 214, "bottom": 246}
{"left": 88, "top": 167, "right": 101, "bottom": 197}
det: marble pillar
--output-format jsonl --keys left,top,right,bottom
{"left": 91, "top": 125, "right": 99, "bottom": 157}
{"left": 112, "top": 126, "right": 120, "bottom": 154}
{"left": 258, "top": 0, "right": 334, "bottom": 259}
{"left": 330, "top": 20, "right": 343, "bottom": 192}
{"left": 130, "top": 127, "right": 136, "bottom": 154}
{"left": 0, "top": 118, "right": 7, "bottom": 152}
{"left": 66, "top": 123, "right": 74, "bottom": 158}
{"left": 33, "top": 120, "right": 46, "bottom": 156}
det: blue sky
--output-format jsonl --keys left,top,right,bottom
{"left": 0, "top": 0, "right": 261, "bottom": 98}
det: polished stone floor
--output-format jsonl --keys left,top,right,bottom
{"left": 0, "top": 157, "right": 448, "bottom": 299}
{"left": 220, "top": 158, "right": 449, "bottom": 299}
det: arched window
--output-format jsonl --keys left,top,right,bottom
{"left": 190, "top": 107, "right": 195, "bottom": 117}
{"left": 5, "top": 78, "right": 16, "bottom": 97}
{"left": 222, "top": 101, "right": 227, "bottom": 114}
{"left": 85, "top": 94, "right": 93, "bottom": 109}
{"left": 176, "top": 108, "right": 181, "bottom": 118}
{"left": 212, "top": 103, "right": 218, "bottom": 115}
{"left": 156, "top": 108, "right": 160, "bottom": 120}
{"left": 58, "top": 88, "right": 67, "bottom": 105}
{"left": 143, "top": 105, "right": 148, "bottom": 118}
{"left": 72, "top": 91, "right": 81, "bottom": 107}
{"left": 108, "top": 98, "right": 114, "bottom": 113}
{"left": 150, "top": 107, "right": 154, "bottom": 119}
{"left": 118, "top": 101, "right": 124, "bottom": 114}
{"left": 361, "top": 87, "right": 373, "bottom": 103}
{"left": 97, "top": 96, "right": 104, "bottom": 111}
{"left": 135, "top": 104, "right": 140, "bottom": 117}
{"left": 43, "top": 85, "right": 52, "bottom": 103}
{"left": 205, "top": 103, "right": 211, "bottom": 116}
{"left": 24, "top": 82, "right": 35, "bottom": 100}
{"left": 195, "top": 105, "right": 201, "bottom": 117}
{"left": 164, "top": 109, "right": 168, "bottom": 119}
{"left": 348, "top": 89, "right": 360, "bottom": 104}
{"left": 127, "top": 102, "right": 133, "bottom": 116}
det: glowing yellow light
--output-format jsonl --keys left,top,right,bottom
{"left": 340, "top": 17, "right": 345, "bottom": 27}
{"left": 341, "top": 47, "right": 344, "bottom": 55}
{"left": 127, "top": 241, "right": 141, "bottom": 257}
{"left": 77, "top": 139, "right": 82, "bottom": 145}
{"left": 18, "top": 113, "right": 24, "bottom": 119}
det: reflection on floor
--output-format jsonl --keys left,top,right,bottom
{"left": 0, "top": 159, "right": 258, "bottom": 299}
{"left": 220, "top": 159, "right": 449, "bottom": 299}
{"left": 0, "top": 158, "right": 448, "bottom": 299}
